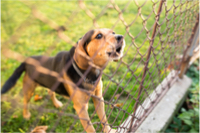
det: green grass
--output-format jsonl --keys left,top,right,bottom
{"left": 1, "top": 0, "right": 198, "bottom": 132}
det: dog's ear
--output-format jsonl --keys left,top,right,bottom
{"left": 78, "top": 30, "right": 94, "bottom": 56}
{"left": 74, "top": 30, "right": 94, "bottom": 69}
{"left": 76, "top": 37, "right": 82, "bottom": 45}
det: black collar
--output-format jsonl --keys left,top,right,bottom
{"left": 72, "top": 60, "right": 100, "bottom": 85}
{"left": 67, "top": 47, "right": 101, "bottom": 85}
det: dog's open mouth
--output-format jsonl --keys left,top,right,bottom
{"left": 107, "top": 46, "right": 122, "bottom": 58}
{"left": 116, "top": 46, "right": 122, "bottom": 53}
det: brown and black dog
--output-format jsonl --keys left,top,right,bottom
{"left": 1, "top": 28, "right": 125, "bottom": 133}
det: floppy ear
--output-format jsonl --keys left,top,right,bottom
{"left": 76, "top": 37, "right": 82, "bottom": 45}
{"left": 74, "top": 30, "right": 94, "bottom": 69}
{"left": 78, "top": 30, "right": 94, "bottom": 55}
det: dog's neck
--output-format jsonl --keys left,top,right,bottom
{"left": 72, "top": 46, "right": 101, "bottom": 72}
{"left": 73, "top": 51, "right": 89, "bottom": 70}
{"left": 72, "top": 60, "right": 101, "bottom": 84}
{"left": 69, "top": 47, "right": 101, "bottom": 85}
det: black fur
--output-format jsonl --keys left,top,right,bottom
{"left": 26, "top": 50, "right": 72, "bottom": 96}
{"left": 1, "top": 62, "right": 25, "bottom": 94}
{"left": 67, "top": 47, "right": 100, "bottom": 87}
{"left": 1, "top": 45, "right": 100, "bottom": 96}
{"left": 31, "top": 47, "right": 100, "bottom": 96}
{"left": 82, "top": 30, "right": 94, "bottom": 56}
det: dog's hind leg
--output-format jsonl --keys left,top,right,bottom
{"left": 48, "top": 90, "right": 63, "bottom": 108}
{"left": 23, "top": 73, "right": 37, "bottom": 119}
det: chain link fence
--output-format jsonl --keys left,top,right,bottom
{"left": 1, "top": 0, "right": 199, "bottom": 132}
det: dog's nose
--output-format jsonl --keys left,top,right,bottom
{"left": 115, "top": 35, "right": 123, "bottom": 43}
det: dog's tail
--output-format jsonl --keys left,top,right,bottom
{"left": 1, "top": 62, "right": 26, "bottom": 94}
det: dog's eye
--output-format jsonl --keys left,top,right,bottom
{"left": 96, "top": 33, "right": 103, "bottom": 39}
{"left": 112, "top": 32, "right": 115, "bottom": 34}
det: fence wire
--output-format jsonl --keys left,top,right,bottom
{"left": 1, "top": 0, "right": 199, "bottom": 132}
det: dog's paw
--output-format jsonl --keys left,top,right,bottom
{"left": 31, "top": 125, "right": 48, "bottom": 133}
{"left": 54, "top": 100, "right": 63, "bottom": 108}
{"left": 23, "top": 111, "right": 31, "bottom": 120}
{"left": 104, "top": 129, "right": 117, "bottom": 133}
{"left": 109, "top": 129, "right": 117, "bottom": 133}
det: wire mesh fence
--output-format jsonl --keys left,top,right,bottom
{"left": 1, "top": 0, "right": 199, "bottom": 132}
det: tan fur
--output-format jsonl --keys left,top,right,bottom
{"left": 23, "top": 73, "right": 37, "bottom": 119}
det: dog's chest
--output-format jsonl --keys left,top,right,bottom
{"left": 82, "top": 82, "right": 96, "bottom": 91}
{"left": 66, "top": 63, "right": 101, "bottom": 91}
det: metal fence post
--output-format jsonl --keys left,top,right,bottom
{"left": 128, "top": 0, "right": 165, "bottom": 132}
{"left": 178, "top": 14, "right": 199, "bottom": 79}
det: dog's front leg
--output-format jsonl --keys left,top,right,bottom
{"left": 92, "top": 80, "right": 116, "bottom": 133}
{"left": 92, "top": 97, "right": 115, "bottom": 133}
{"left": 63, "top": 75, "right": 95, "bottom": 132}
{"left": 72, "top": 93, "right": 96, "bottom": 133}
{"left": 73, "top": 101, "right": 95, "bottom": 132}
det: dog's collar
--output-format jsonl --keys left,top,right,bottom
{"left": 71, "top": 61, "right": 100, "bottom": 85}
{"left": 69, "top": 47, "right": 101, "bottom": 85}
{"left": 72, "top": 61, "right": 88, "bottom": 83}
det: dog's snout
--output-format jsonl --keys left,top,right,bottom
{"left": 115, "top": 35, "right": 123, "bottom": 43}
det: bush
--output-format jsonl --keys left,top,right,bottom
{"left": 165, "top": 60, "right": 199, "bottom": 132}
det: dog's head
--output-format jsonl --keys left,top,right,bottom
{"left": 74, "top": 28, "right": 125, "bottom": 69}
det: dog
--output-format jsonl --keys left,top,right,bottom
{"left": 1, "top": 28, "right": 125, "bottom": 133}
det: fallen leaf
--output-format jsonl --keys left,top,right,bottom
{"left": 167, "top": 63, "right": 174, "bottom": 70}
{"left": 34, "top": 94, "right": 43, "bottom": 102}
{"left": 31, "top": 126, "right": 48, "bottom": 133}
{"left": 111, "top": 103, "right": 123, "bottom": 108}
{"left": 114, "top": 94, "right": 121, "bottom": 99}
{"left": 13, "top": 115, "right": 18, "bottom": 118}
